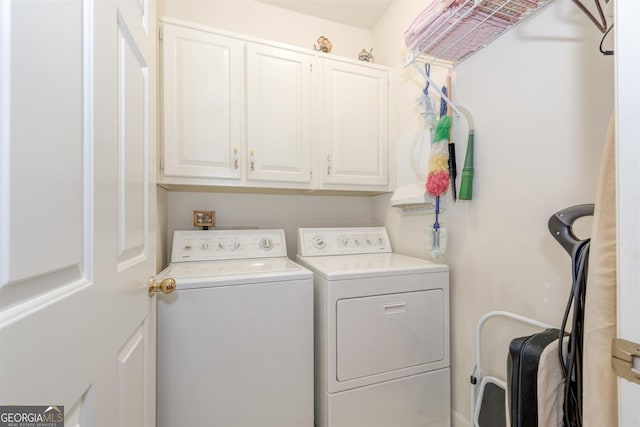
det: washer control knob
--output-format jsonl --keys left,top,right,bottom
{"left": 354, "top": 239, "right": 360, "bottom": 245}
{"left": 201, "top": 242, "right": 209, "bottom": 249}
{"left": 312, "top": 236, "right": 326, "bottom": 249}
{"left": 232, "top": 241, "right": 241, "bottom": 250}
{"left": 376, "top": 236, "right": 383, "bottom": 244}
{"left": 342, "top": 238, "right": 349, "bottom": 246}
{"left": 260, "top": 238, "right": 273, "bottom": 250}
{"left": 366, "top": 239, "right": 372, "bottom": 245}
{"left": 183, "top": 244, "right": 192, "bottom": 250}
{"left": 217, "top": 242, "right": 225, "bottom": 250}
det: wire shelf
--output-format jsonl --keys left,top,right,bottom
{"left": 405, "top": 0, "right": 554, "bottom": 64}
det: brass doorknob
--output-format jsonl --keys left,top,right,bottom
{"left": 148, "top": 277, "right": 176, "bottom": 296}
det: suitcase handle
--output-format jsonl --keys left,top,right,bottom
{"left": 548, "top": 204, "right": 594, "bottom": 255}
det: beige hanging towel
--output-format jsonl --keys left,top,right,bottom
{"left": 537, "top": 336, "right": 568, "bottom": 427}
{"left": 583, "top": 113, "right": 617, "bottom": 427}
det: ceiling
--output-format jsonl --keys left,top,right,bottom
{"left": 256, "top": 0, "right": 394, "bottom": 30}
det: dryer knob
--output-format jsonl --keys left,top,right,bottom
{"left": 312, "top": 236, "right": 326, "bottom": 249}
{"left": 260, "top": 238, "right": 273, "bottom": 250}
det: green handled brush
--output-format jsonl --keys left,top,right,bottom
{"left": 458, "top": 129, "right": 474, "bottom": 200}
{"left": 458, "top": 107, "right": 474, "bottom": 200}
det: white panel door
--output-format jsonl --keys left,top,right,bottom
{"left": 0, "top": 0, "right": 157, "bottom": 425}
{"left": 246, "top": 43, "right": 313, "bottom": 185}
{"left": 616, "top": 1, "right": 640, "bottom": 425}
{"left": 161, "top": 24, "right": 244, "bottom": 180}
{"left": 319, "top": 58, "right": 389, "bottom": 188}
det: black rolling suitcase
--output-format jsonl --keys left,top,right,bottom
{"left": 507, "top": 328, "right": 562, "bottom": 427}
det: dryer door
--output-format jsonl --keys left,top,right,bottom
{"left": 336, "top": 290, "right": 444, "bottom": 381}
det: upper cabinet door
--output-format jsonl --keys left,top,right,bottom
{"left": 246, "top": 43, "right": 314, "bottom": 185}
{"left": 161, "top": 24, "right": 243, "bottom": 180}
{"left": 319, "top": 58, "right": 390, "bottom": 189}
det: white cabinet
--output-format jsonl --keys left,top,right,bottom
{"left": 161, "top": 23, "right": 243, "bottom": 180}
{"left": 319, "top": 58, "right": 390, "bottom": 190}
{"left": 246, "top": 43, "right": 314, "bottom": 184}
{"left": 160, "top": 19, "right": 392, "bottom": 193}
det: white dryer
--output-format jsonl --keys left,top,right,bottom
{"left": 157, "top": 229, "right": 313, "bottom": 427}
{"left": 296, "top": 227, "right": 450, "bottom": 427}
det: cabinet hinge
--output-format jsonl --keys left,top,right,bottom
{"left": 310, "top": 63, "right": 313, "bottom": 72}
{"left": 160, "top": 159, "right": 165, "bottom": 170}
{"left": 159, "top": 26, "right": 163, "bottom": 42}
{"left": 612, "top": 338, "right": 640, "bottom": 385}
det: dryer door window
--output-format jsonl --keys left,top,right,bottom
{"left": 336, "top": 290, "right": 444, "bottom": 381}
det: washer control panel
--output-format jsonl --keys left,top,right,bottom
{"left": 171, "top": 229, "right": 287, "bottom": 262}
{"left": 297, "top": 227, "right": 392, "bottom": 256}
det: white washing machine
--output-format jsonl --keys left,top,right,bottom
{"left": 157, "top": 229, "right": 313, "bottom": 427}
{"left": 296, "top": 227, "right": 450, "bottom": 427}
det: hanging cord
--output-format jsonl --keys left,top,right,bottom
{"left": 558, "top": 238, "right": 590, "bottom": 427}
{"left": 432, "top": 195, "right": 441, "bottom": 252}
{"left": 434, "top": 196, "right": 440, "bottom": 232}
{"left": 440, "top": 86, "right": 448, "bottom": 117}
{"left": 423, "top": 63, "right": 431, "bottom": 95}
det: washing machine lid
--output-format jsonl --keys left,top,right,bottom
{"left": 296, "top": 252, "right": 447, "bottom": 280}
{"left": 158, "top": 257, "right": 312, "bottom": 290}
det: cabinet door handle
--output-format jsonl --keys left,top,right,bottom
{"left": 233, "top": 147, "right": 239, "bottom": 169}
{"left": 326, "top": 155, "right": 332, "bottom": 175}
{"left": 250, "top": 148, "right": 255, "bottom": 171}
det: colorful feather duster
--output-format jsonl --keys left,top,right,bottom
{"left": 426, "top": 115, "right": 451, "bottom": 197}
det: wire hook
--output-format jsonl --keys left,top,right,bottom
{"left": 571, "top": 0, "right": 607, "bottom": 33}
{"left": 599, "top": 23, "right": 614, "bottom": 56}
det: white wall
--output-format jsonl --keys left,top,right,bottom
{"left": 372, "top": 0, "right": 451, "bottom": 258}
{"left": 373, "top": 1, "right": 613, "bottom": 425}
{"left": 158, "top": 0, "right": 373, "bottom": 60}
{"left": 164, "top": 191, "right": 374, "bottom": 265}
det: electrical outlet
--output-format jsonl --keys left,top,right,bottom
{"left": 193, "top": 210, "right": 215, "bottom": 228}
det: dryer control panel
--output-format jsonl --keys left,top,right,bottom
{"left": 297, "top": 227, "right": 392, "bottom": 256}
{"left": 171, "top": 229, "right": 287, "bottom": 262}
